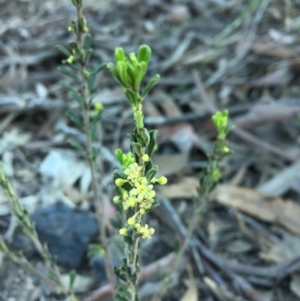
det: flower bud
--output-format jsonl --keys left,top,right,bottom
{"left": 128, "top": 216, "right": 136, "bottom": 225}
{"left": 115, "top": 47, "right": 126, "bottom": 62}
{"left": 157, "top": 176, "right": 167, "bottom": 185}
{"left": 119, "top": 228, "right": 127, "bottom": 236}
{"left": 137, "top": 45, "right": 152, "bottom": 64}
{"left": 67, "top": 55, "right": 75, "bottom": 64}
{"left": 142, "top": 154, "right": 149, "bottom": 162}
{"left": 115, "top": 178, "right": 127, "bottom": 187}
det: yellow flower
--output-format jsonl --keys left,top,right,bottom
{"left": 124, "top": 163, "right": 143, "bottom": 182}
{"left": 130, "top": 177, "right": 153, "bottom": 200}
{"left": 123, "top": 195, "right": 137, "bottom": 210}
{"left": 136, "top": 224, "right": 155, "bottom": 239}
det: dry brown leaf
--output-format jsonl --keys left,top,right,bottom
{"left": 152, "top": 151, "right": 189, "bottom": 177}
{"left": 145, "top": 92, "right": 198, "bottom": 152}
{"left": 180, "top": 265, "right": 198, "bottom": 301}
{"left": 251, "top": 41, "right": 299, "bottom": 59}
{"left": 157, "top": 177, "right": 198, "bottom": 199}
{"left": 248, "top": 67, "right": 292, "bottom": 87}
{"left": 215, "top": 185, "right": 300, "bottom": 235}
{"left": 258, "top": 160, "right": 300, "bottom": 197}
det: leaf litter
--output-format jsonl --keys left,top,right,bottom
{"left": 0, "top": 0, "right": 300, "bottom": 300}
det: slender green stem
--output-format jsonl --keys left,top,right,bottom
{"left": 0, "top": 165, "right": 65, "bottom": 293}
{"left": 75, "top": 4, "right": 116, "bottom": 289}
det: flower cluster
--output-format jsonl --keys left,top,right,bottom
{"left": 116, "top": 161, "right": 167, "bottom": 239}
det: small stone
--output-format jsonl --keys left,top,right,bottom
{"left": 31, "top": 203, "right": 98, "bottom": 269}
{"left": 170, "top": 5, "right": 191, "bottom": 24}
{"left": 11, "top": 203, "right": 99, "bottom": 269}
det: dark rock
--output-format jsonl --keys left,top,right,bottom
{"left": 11, "top": 202, "right": 99, "bottom": 269}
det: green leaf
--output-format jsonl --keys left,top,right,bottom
{"left": 147, "top": 129, "right": 158, "bottom": 156}
{"left": 92, "top": 146, "right": 98, "bottom": 159}
{"left": 123, "top": 235, "right": 133, "bottom": 246}
{"left": 121, "top": 182, "right": 133, "bottom": 192}
{"left": 145, "top": 159, "right": 154, "bottom": 174}
{"left": 67, "top": 138, "right": 85, "bottom": 153}
{"left": 141, "top": 74, "right": 160, "bottom": 99}
{"left": 68, "top": 270, "right": 77, "bottom": 290}
{"left": 87, "top": 73, "right": 96, "bottom": 93}
{"left": 107, "top": 63, "right": 127, "bottom": 87}
{"left": 90, "top": 123, "right": 97, "bottom": 141}
{"left": 115, "top": 149, "right": 124, "bottom": 164}
{"left": 114, "top": 266, "right": 128, "bottom": 282}
{"left": 127, "top": 133, "right": 136, "bottom": 143}
{"left": 113, "top": 169, "right": 127, "bottom": 181}
{"left": 174, "top": 240, "right": 181, "bottom": 253}
{"left": 56, "top": 45, "right": 71, "bottom": 57}
{"left": 110, "top": 218, "right": 121, "bottom": 230}
{"left": 115, "top": 48, "right": 126, "bottom": 62}
{"left": 125, "top": 89, "right": 138, "bottom": 107}
{"left": 46, "top": 269, "right": 59, "bottom": 283}
{"left": 138, "top": 128, "right": 150, "bottom": 147}
{"left": 71, "top": 91, "right": 84, "bottom": 106}
{"left": 85, "top": 49, "right": 93, "bottom": 65}
{"left": 59, "top": 81, "right": 77, "bottom": 94}
{"left": 66, "top": 110, "right": 83, "bottom": 128}
{"left": 131, "top": 142, "right": 143, "bottom": 157}
{"left": 145, "top": 166, "right": 158, "bottom": 182}
{"left": 84, "top": 34, "right": 92, "bottom": 50}
{"left": 137, "top": 44, "right": 152, "bottom": 64}
{"left": 94, "top": 62, "right": 107, "bottom": 74}
{"left": 58, "top": 66, "right": 78, "bottom": 80}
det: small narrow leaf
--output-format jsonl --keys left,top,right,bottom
{"left": 84, "top": 34, "right": 92, "bottom": 50}
{"left": 71, "top": 91, "right": 84, "bottom": 106}
{"left": 92, "top": 146, "right": 98, "bottom": 159}
{"left": 58, "top": 66, "right": 78, "bottom": 80}
{"left": 145, "top": 159, "right": 154, "bottom": 174}
{"left": 67, "top": 138, "right": 85, "bottom": 152}
{"left": 68, "top": 270, "right": 77, "bottom": 290}
{"left": 123, "top": 235, "right": 133, "bottom": 246}
{"left": 56, "top": 45, "right": 71, "bottom": 57}
{"left": 115, "top": 149, "right": 124, "bottom": 164}
{"left": 141, "top": 74, "right": 160, "bottom": 99}
{"left": 93, "top": 62, "right": 107, "bottom": 75}
{"left": 59, "top": 81, "right": 76, "bottom": 94}
{"left": 90, "top": 123, "right": 97, "bottom": 141}
{"left": 85, "top": 49, "right": 93, "bottom": 65}
{"left": 110, "top": 218, "right": 121, "bottom": 230}
{"left": 88, "top": 73, "right": 96, "bottom": 93}
{"left": 113, "top": 169, "right": 127, "bottom": 181}
{"left": 147, "top": 129, "right": 158, "bottom": 156}
{"left": 131, "top": 142, "right": 143, "bottom": 157}
{"left": 66, "top": 110, "right": 83, "bottom": 128}
{"left": 145, "top": 166, "right": 158, "bottom": 182}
